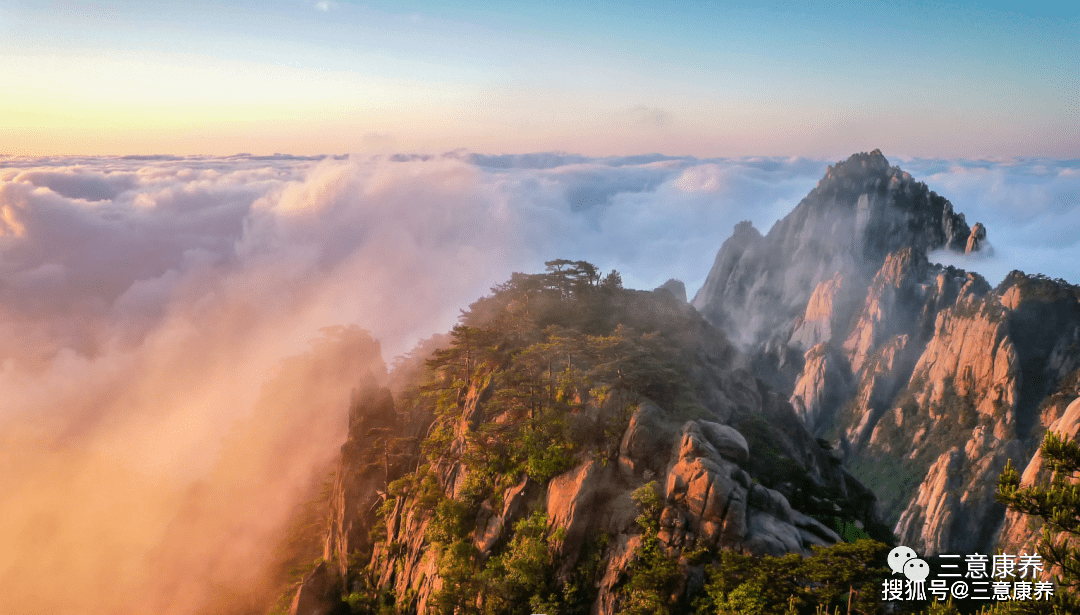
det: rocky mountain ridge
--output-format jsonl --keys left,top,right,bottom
{"left": 692, "top": 149, "right": 978, "bottom": 348}
{"left": 694, "top": 150, "right": 1080, "bottom": 558}
{"left": 290, "top": 264, "right": 887, "bottom": 614}
{"left": 283, "top": 150, "right": 1080, "bottom": 614}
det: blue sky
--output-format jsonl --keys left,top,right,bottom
{"left": 1, "top": 0, "right": 1076, "bottom": 156}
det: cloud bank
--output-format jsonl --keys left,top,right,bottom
{"left": 896, "top": 157, "right": 1080, "bottom": 286}
{"left": 0, "top": 150, "right": 1075, "bottom": 613}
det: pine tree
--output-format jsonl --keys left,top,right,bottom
{"left": 997, "top": 430, "right": 1080, "bottom": 614}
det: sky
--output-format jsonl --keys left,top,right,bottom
{"left": 1, "top": 0, "right": 1078, "bottom": 157}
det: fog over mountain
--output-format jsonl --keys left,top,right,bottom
{"left": 0, "top": 151, "right": 1077, "bottom": 613}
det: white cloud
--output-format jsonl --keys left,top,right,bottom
{"left": 0, "top": 150, "right": 1075, "bottom": 612}
{"left": 904, "top": 157, "right": 1080, "bottom": 285}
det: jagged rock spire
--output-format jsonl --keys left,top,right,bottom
{"left": 692, "top": 150, "right": 984, "bottom": 346}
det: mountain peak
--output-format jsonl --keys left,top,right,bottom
{"left": 804, "top": 151, "right": 973, "bottom": 260}
{"left": 844, "top": 148, "right": 889, "bottom": 170}
{"left": 821, "top": 149, "right": 895, "bottom": 186}
{"left": 693, "top": 150, "right": 985, "bottom": 345}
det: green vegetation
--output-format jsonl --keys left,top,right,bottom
{"left": 329, "top": 261, "right": 907, "bottom": 615}
{"left": 832, "top": 517, "right": 873, "bottom": 543}
{"left": 734, "top": 412, "right": 892, "bottom": 545}
{"left": 915, "top": 599, "right": 996, "bottom": 615}
{"left": 734, "top": 413, "right": 801, "bottom": 488}
{"left": 414, "top": 260, "right": 691, "bottom": 492}
{"left": 371, "top": 260, "right": 695, "bottom": 613}
{"left": 847, "top": 453, "right": 927, "bottom": 528}
{"left": 995, "top": 272, "right": 1080, "bottom": 304}
{"left": 996, "top": 430, "right": 1080, "bottom": 614}
{"left": 695, "top": 539, "right": 889, "bottom": 615}
{"left": 483, "top": 511, "right": 562, "bottom": 614}
{"left": 416, "top": 262, "right": 689, "bottom": 489}
{"left": 615, "top": 482, "right": 893, "bottom": 615}
{"left": 620, "top": 482, "right": 683, "bottom": 615}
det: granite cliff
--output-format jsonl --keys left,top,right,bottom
{"left": 282, "top": 150, "right": 1080, "bottom": 614}
{"left": 287, "top": 262, "right": 887, "bottom": 614}
{"left": 694, "top": 150, "right": 1080, "bottom": 559}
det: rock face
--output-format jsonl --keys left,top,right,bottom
{"left": 618, "top": 400, "right": 675, "bottom": 476}
{"left": 323, "top": 386, "right": 402, "bottom": 582}
{"left": 292, "top": 383, "right": 433, "bottom": 609}
{"left": 540, "top": 404, "right": 862, "bottom": 613}
{"left": 997, "top": 396, "right": 1080, "bottom": 562}
{"left": 790, "top": 273, "right": 847, "bottom": 350}
{"left": 790, "top": 343, "right": 850, "bottom": 432}
{"left": 693, "top": 149, "right": 978, "bottom": 347}
{"left": 856, "top": 274, "right": 1080, "bottom": 555}
{"left": 662, "top": 420, "right": 839, "bottom": 557}
{"left": 693, "top": 150, "right": 1080, "bottom": 557}
{"left": 290, "top": 150, "right": 1080, "bottom": 614}
{"left": 546, "top": 459, "right": 631, "bottom": 573}
{"left": 289, "top": 562, "right": 347, "bottom": 615}
{"left": 301, "top": 278, "right": 884, "bottom": 615}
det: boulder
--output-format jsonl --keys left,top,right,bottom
{"left": 745, "top": 512, "right": 806, "bottom": 556}
{"left": 698, "top": 420, "right": 749, "bottom": 463}
{"left": 546, "top": 459, "right": 608, "bottom": 568}
{"left": 619, "top": 400, "right": 675, "bottom": 476}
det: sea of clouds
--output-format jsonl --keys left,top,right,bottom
{"left": 0, "top": 150, "right": 1076, "bottom": 613}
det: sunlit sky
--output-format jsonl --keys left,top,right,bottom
{"left": 1, "top": 0, "right": 1077, "bottom": 157}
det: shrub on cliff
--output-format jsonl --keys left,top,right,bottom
{"left": 996, "top": 430, "right": 1080, "bottom": 614}
{"left": 620, "top": 482, "right": 682, "bottom": 615}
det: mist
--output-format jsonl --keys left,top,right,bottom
{"left": 0, "top": 151, "right": 1075, "bottom": 613}
{"left": 901, "top": 156, "right": 1080, "bottom": 287}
